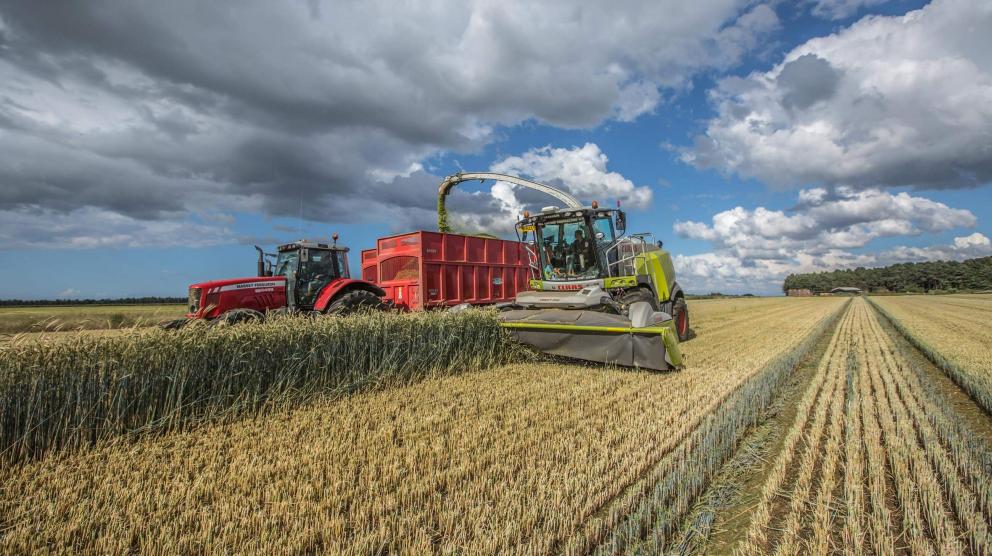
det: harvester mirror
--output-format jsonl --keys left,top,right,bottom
{"left": 615, "top": 210, "right": 627, "bottom": 233}
{"left": 300, "top": 248, "right": 309, "bottom": 262}
{"left": 595, "top": 231, "right": 605, "bottom": 240}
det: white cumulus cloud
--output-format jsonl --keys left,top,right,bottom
{"left": 672, "top": 188, "right": 984, "bottom": 293}
{"left": 674, "top": 188, "right": 974, "bottom": 260}
{"left": 683, "top": 0, "right": 992, "bottom": 191}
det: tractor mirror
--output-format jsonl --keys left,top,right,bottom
{"left": 300, "top": 248, "right": 309, "bottom": 262}
{"left": 615, "top": 210, "right": 627, "bottom": 233}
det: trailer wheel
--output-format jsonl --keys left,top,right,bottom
{"left": 673, "top": 297, "right": 690, "bottom": 342}
{"left": 216, "top": 308, "right": 264, "bottom": 326}
{"left": 325, "top": 289, "right": 385, "bottom": 316}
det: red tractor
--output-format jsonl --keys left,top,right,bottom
{"left": 171, "top": 235, "right": 386, "bottom": 326}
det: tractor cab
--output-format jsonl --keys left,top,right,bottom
{"left": 267, "top": 239, "right": 351, "bottom": 310}
{"left": 516, "top": 204, "right": 628, "bottom": 284}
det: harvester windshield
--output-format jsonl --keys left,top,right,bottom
{"left": 532, "top": 213, "right": 615, "bottom": 281}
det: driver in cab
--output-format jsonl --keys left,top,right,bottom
{"left": 570, "top": 229, "right": 595, "bottom": 273}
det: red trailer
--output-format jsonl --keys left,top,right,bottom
{"left": 362, "top": 231, "right": 532, "bottom": 311}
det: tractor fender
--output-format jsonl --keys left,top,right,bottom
{"left": 313, "top": 279, "right": 386, "bottom": 313}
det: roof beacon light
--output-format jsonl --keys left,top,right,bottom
{"left": 332, "top": 232, "right": 339, "bottom": 245}
{"left": 591, "top": 200, "right": 599, "bottom": 209}
{"left": 523, "top": 210, "right": 530, "bottom": 218}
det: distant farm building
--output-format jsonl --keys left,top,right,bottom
{"left": 829, "top": 287, "right": 862, "bottom": 295}
{"left": 787, "top": 289, "right": 813, "bottom": 297}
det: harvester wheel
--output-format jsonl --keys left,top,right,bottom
{"left": 673, "top": 297, "right": 690, "bottom": 342}
{"left": 620, "top": 288, "right": 659, "bottom": 312}
{"left": 216, "top": 308, "right": 264, "bottom": 326}
{"left": 325, "top": 289, "right": 385, "bottom": 316}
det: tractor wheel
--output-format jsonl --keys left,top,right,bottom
{"left": 619, "top": 288, "right": 659, "bottom": 312}
{"left": 216, "top": 308, "right": 264, "bottom": 326}
{"left": 673, "top": 297, "right": 690, "bottom": 342}
{"left": 266, "top": 307, "right": 297, "bottom": 319}
{"left": 159, "top": 318, "right": 190, "bottom": 330}
{"left": 325, "top": 289, "right": 385, "bottom": 316}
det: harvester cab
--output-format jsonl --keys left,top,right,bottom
{"left": 438, "top": 172, "right": 689, "bottom": 371}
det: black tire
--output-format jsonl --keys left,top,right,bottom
{"left": 325, "top": 289, "right": 385, "bottom": 316}
{"left": 673, "top": 297, "right": 690, "bottom": 342}
{"left": 159, "top": 318, "right": 190, "bottom": 330}
{"left": 266, "top": 307, "right": 297, "bottom": 318}
{"left": 216, "top": 308, "right": 264, "bottom": 326}
{"left": 619, "top": 288, "right": 659, "bottom": 311}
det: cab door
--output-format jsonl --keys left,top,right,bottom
{"left": 296, "top": 249, "right": 339, "bottom": 309}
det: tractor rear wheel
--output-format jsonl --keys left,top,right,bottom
{"left": 325, "top": 289, "right": 385, "bottom": 316}
{"left": 673, "top": 297, "right": 690, "bottom": 342}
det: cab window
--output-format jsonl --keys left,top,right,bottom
{"left": 274, "top": 251, "right": 298, "bottom": 277}
{"left": 536, "top": 217, "right": 600, "bottom": 281}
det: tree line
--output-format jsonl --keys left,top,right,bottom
{"left": 783, "top": 256, "right": 992, "bottom": 294}
{"left": 0, "top": 297, "right": 186, "bottom": 307}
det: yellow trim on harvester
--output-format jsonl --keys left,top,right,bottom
{"left": 604, "top": 276, "right": 637, "bottom": 288}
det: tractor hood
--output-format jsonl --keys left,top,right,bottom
{"left": 187, "top": 276, "right": 287, "bottom": 318}
{"left": 189, "top": 276, "right": 286, "bottom": 291}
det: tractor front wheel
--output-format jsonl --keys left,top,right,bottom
{"left": 159, "top": 318, "right": 190, "bottom": 330}
{"left": 325, "top": 290, "right": 385, "bottom": 316}
{"left": 216, "top": 308, "right": 264, "bottom": 326}
{"left": 673, "top": 297, "right": 690, "bottom": 342}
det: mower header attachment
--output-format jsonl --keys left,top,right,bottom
{"left": 499, "top": 302, "right": 683, "bottom": 371}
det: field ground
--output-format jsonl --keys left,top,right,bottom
{"left": 0, "top": 304, "right": 186, "bottom": 336}
{"left": 1, "top": 295, "right": 991, "bottom": 554}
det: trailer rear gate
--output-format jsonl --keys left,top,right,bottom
{"left": 362, "top": 231, "right": 532, "bottom": 311}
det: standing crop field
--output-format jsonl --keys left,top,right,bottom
{"left": 871, "top": 294, "right": 992, "bottom": 413}
{"left": 0, "top": 304, "right": 186, "bottom": 335}
{"left": 0, "top": 297, "right": 845, "bottom": 554}
{"left": 736, "top": 298, "right": 992, "bottom": 555}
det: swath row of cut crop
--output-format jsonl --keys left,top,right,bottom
{"left": 870, "top": 295, "right": 992, "bottom": 415}
{"left": 736, "top": 298, "right": 992, "bottom": 555}
{"left": 564, "top": 299, "right": 850, "bottom": 554}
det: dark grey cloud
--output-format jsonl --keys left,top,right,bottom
{"left": 0, "top": 0, "right": 779, "bottom": 247}
{"left": 777, "top": 54, "right": 840, "bottom": 111}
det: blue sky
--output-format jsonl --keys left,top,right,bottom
{"left": 1, "top": 0, "right": 989, "bottom": 298}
